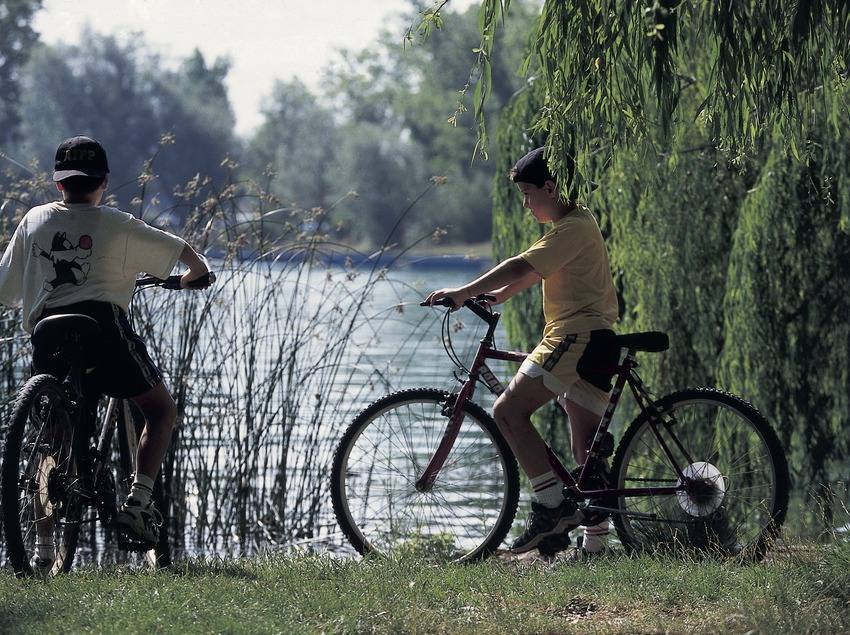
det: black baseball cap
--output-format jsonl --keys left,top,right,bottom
{"left": 52, "top": 136, "right": 110, "bottom": 181}
{"left": 510, "top": 146, "right": 554, "bottom": 187}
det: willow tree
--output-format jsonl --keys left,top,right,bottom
{"left": 719, "top": 89, "right": 850, "bottom": 523}
{"left": 450, "top": 1, "right": 850, "bottom": 182}
{"left": 595, "top": 127, "right": 749, "bottom": 393}
{"left": 465, "top": 0, "right": 850, "bottom": 499}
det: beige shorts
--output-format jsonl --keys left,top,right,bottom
{"left": 518, "top": 330, "right": 619, "bottom": 415}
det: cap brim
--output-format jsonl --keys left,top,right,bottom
{"left": 53, "top": 169, "right": 107, "bottom": 181}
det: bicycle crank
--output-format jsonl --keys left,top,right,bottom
{"left": 583, "top": 505, "right": 658, "bottom": 521}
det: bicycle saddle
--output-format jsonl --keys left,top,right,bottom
{"left": 32, "top": 314, "right": 101, "bottom": 355}
{"left": 615, "top": 331, "right": 669, "bottom": 352}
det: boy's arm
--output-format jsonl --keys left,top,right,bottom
{"left": 425, "top": 256, "right": 536, "bottom": 307}
{"left": 488, "top": 268, "right": 541, "bottom": 304}
{"left": 178, "top": 244, "right": 211, "bottom": 289}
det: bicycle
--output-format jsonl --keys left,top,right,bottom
{"left": 331, "top": 295, "right": 790, "bottom": 562}
{"left": 1, "top": 271, "right": 215, "bottom": 577}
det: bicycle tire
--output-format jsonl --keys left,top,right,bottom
{"left": 611, "top": 387, "right": 790, "bottom": 561}
{"left": 116, "top": 400, "right": 172, "bottom": 568}
{"left": 1, "top": 374, "right": 83, "bottom": 577}
{"left": 331, "top": 388, "right": 520, "bottom": 562}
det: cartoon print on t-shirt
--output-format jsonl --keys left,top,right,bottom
{"left": 31, "top": 232, "right": 93, "bottom": 290}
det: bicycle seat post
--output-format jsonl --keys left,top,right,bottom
{"left": 60, "top": 337, "right": 88, "bottom": 398}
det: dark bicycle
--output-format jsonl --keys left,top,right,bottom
{"left": 1, "top": 271, "right": 214, "bottom": 577}
{"left": 331, "top": 295, "right": 790, "bottom": 562}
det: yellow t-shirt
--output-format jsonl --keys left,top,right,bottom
{"left": 519, "top": 205, "right": 618, "bottom": 340}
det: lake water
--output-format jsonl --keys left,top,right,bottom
{"left": 94, "top": 257, "right": 526, "bottom": 561}
{"left": 159, "top": 258, "right": 525, "bottom": 557}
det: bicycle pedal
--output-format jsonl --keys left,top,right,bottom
{"left": 116, "top": 528, "right": 156, "bottom": 553}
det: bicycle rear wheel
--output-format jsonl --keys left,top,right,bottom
{"left": 1, "top": 374, "right": 83, "bottom": 577}
{"left": 612, "top": 388, "right": 790, "bottom": 561}
{"left": 331, "top": 388, "right": 519, "bottom": 562}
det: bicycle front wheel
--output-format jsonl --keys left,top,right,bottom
{"left": 1, "top": 374, "right": 83, "bottom": 577}
{"left": 331, "top": 388, "right": 519, "bottom": 562}
{"left": 612, "top": 388, "right": 790, "bottom": 561}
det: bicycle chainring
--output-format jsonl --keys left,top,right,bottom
{"left": 568, "top": 460, "right": 617, "bottom": 526}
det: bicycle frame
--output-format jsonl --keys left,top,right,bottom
{"left": 415, "top": 302, "right": 691, "bottom": 506}
{"left": 48, "top": 355, "right": 127, "bottom": 508}
{"left": 46, "top": 274, "right": 190, "bottom": 508}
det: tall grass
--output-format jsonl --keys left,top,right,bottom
{"left": 2, "top": 543, "right": 850, "bottom": 633}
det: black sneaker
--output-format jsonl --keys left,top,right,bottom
{"left": 510, "top": 500, "right": 581, "bottom": 554}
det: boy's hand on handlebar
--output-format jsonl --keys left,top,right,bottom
{"left": 179, "top": 248, "right": 212, "bottom": 289}
{"left": 180, "top": 270, "right": 215, "bottom": 289}
{"left": 422, "top": 287, "right": 469, "bottom": 310}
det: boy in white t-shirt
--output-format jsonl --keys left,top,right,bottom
{"left": 425, "top": 147, "right": 619, "bottom": 558}
{"left": 0, "top": 136, "right": 211, "bottom": 560}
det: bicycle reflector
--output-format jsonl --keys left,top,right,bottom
{"left": 676, "top": 461, "right": 727, "bottom": 517}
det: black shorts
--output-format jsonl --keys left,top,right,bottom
{"left": 32, "top": 300, "right": 163, "bottom": 399}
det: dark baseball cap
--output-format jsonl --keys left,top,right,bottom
{"left": 510, "top": 147, "right": 554, "bottom": 187}
{"left": 52, "top": 136, "right": 110, "bottom": 181}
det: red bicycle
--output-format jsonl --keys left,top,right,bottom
{"left": 331, "top": 295, "right": 789, "bottom": 562}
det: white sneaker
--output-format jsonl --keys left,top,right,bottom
{"left": 115, "top": 498, "right": 162, "bottom": 546}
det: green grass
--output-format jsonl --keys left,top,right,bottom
{"left": 2, "top": 545, "right": 849, "bottom": 634}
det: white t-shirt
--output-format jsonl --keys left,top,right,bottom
{"left": 0, "top": 201, "right": 186, "bottom": 332}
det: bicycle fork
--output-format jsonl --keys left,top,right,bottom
{"left": 414, "top": 336, "right": 495, "bottom": 492}
{"left": 414, "top": 383, "right": 475, "bottom": 492}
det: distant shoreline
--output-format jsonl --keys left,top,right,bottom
{"left": 218, "top": 242, "right": 494, "bottom": 271}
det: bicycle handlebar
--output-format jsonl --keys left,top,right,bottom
{"left": 419, "top": 293, "right": 496, "bottom": 309}
{"left": 420, "top": 294, "right": 499, "bottom": 326}
{"left": 135, "top": 271, "right": 217, "bottom": 290}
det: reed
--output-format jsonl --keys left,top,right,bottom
{"left": 0, "top": 152, "right": 453, "bottom": 561}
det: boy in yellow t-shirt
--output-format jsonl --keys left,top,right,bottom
{"left": 425, "top": 146, "right": 619, "bottom": 557}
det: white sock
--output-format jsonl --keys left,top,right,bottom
{"left": 129, "top": 473, "right": 155, "bottom": 506}
{"left": 583, "top": 520, "right": 609, "bottom": 553}
{"left": 530, "top": 471, "right": 563, "bottom": 508}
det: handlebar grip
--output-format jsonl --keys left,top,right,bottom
{"left": 135, "top": 271, "right": 216, "bottom": 290}
{"left": 160, "top": 275, "right": 183, "bottom": 290}
{"left": 420, "top": 297, "right": 455, "bottom": 308}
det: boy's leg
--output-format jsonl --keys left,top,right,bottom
{"left": 130, "top": 382, "right": 177, "bottom": 484}
{"left": 561, "top": 398, "right": 601, "bottom": 465}
{"left": 563, "top": 397, "right": 610, "bottom": 554}
{"left": 493, "top": 373, "right": 582, "bottom": 553}
{"left": 115, "top": 383, "right": 176, "bottom": 545}
{"left": 492, "top": 373, "right": 557, "bottom": 479}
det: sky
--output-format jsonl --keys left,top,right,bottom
{"left": 34, "top": 0, "right": 478, "bottom": 137}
